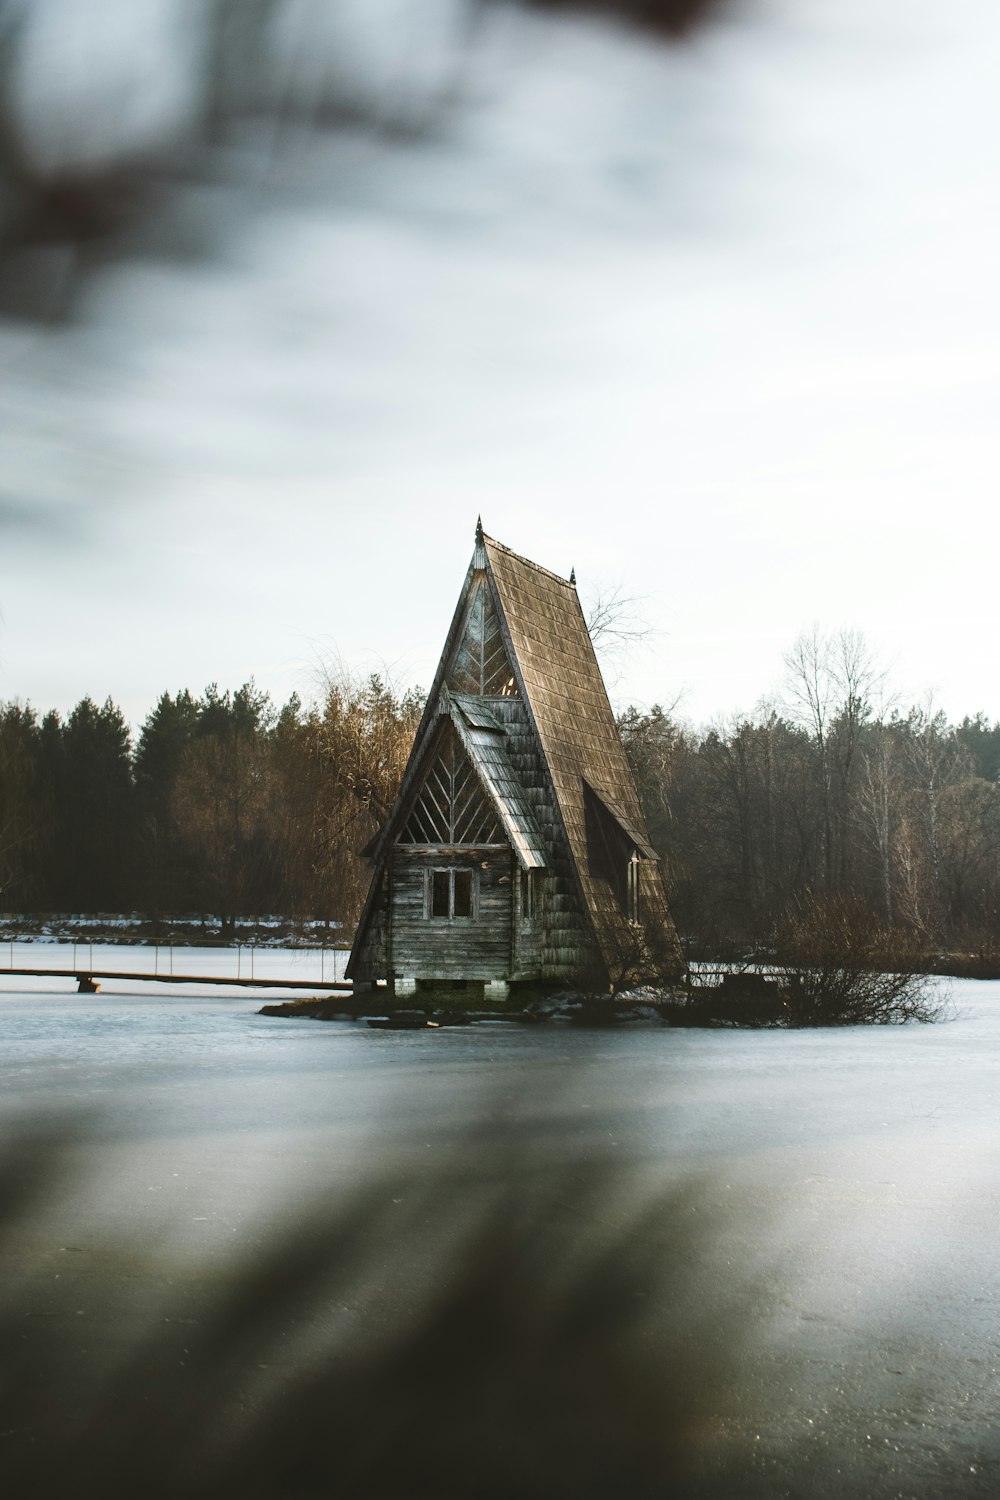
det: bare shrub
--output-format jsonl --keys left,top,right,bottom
{"left": 662, "top": 896, "right": 944, "bottom": 1028}
{"left": 929, "top": 924, "right": 1000, "bottom": 981}
{"left": 774, "top": 893, "right": 942, "bottom": 1025}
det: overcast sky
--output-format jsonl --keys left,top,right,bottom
{"left": 2, "top": 0, "right": 998, "bottom": 732}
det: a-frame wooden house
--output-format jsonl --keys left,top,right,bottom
{"left": 347, "top": 524, "right": 684, "bottom": 997}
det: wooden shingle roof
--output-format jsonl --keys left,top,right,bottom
{"left": 482, "top": 534, "right": 666, "bottom": 970}
{"left": 449, "top": 695, "right": 547, "bottom": 869}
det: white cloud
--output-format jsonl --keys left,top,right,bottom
{"left": 1, "top": 0, "right": 999, "bottom": 728}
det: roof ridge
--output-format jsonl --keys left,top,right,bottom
{"left": 482, "top": 532, "right": 575, "bottom": 589}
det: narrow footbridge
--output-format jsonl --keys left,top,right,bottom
{"left": 0, "top": 967, "right": 353, "bottom": 994}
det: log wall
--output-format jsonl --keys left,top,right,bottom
{"left": 390, "top": 845, "right": 513, "bottom": 982}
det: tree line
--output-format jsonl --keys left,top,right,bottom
{"left": 2, "top": 629, "right": 999, "bottom": 958}
{"left": 619, "top": 628, "right": 1000, "bottom": 962}
{"left": 0, "top": 675, "right": 422, "bottom": 935}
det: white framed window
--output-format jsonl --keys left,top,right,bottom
{"left": 426, "top": 867, "right": 475, "bottom": 919}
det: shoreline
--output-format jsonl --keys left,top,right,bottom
{"left": 3, "top": 916, "right": 998, "bottom": 982}
{"left": 0, "top": 913, "right": 348, "bottom": 949}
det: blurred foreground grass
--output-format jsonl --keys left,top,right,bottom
{"left": 2, "top": 1102, "right": 996, "bottom": 1499}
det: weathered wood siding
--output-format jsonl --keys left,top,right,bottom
{"left": 348, "top": 866, "right": 388, "bottom": 982}
{"left": 490, "top": 697, "right": 599, "bottom": 982}
{"left": 390, "top": 845, "right": 513, "bottom": 982}
{"left": 485, "top": 542, "right": 683, "bottom": 982}
{"left": 511, "top": 867, "right": 541, "bottom": 980}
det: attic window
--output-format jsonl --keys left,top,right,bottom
{"left": 447, "top": 582, "right": 519, "bottom": 697}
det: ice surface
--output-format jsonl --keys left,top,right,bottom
{"left": 0, "top": 957, "right": 997, "bottom": 1492}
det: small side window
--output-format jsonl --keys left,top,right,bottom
{"left": 520, "top": 868, "right": 537, "bottom": 920}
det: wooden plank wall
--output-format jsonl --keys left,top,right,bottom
{"left": 491, "top": 698, "right": 598, "bottom": 982}
{"left": 350, "top": 867, "right": 388, "bottom": 982}
{"left": 391, "top": 846, "right": 513, "bottom": 982}
{"left": 511, "top": 865, "right": 540, "bottom": 980}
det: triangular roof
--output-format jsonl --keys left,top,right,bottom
{"left": 360, "top": 690, "right": 547, "bottom": 869}
{"left": 481, "top": 534, "right": 663, "bottom": 966}
{"left": 350, "top": 527, "right": 677, "bottom": 983}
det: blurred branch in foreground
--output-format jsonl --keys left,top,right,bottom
{"left": 526, "top": 0, "right": 725, "bottom": 37}
{"left": 0, "top": 0, "right": 732, "bottom": 320}
{"left": 3, "top": 1086, "right": 996, "bottom": 1498}
{"left": 0, "top": 1112, "right": 759, "bottom": 1499}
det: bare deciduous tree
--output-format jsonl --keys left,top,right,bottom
{"left": 857, "top": 720, "right": 900, "bottom": 924}
{"left": 584, "top": 583, "right": 655, "bottom": 652}
{"left": 782, "top": 626, "right": 888, "bottom": 888}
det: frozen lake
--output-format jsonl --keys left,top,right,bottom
{"left": 1, "top": 947, "right": 997, "bottom": 1496}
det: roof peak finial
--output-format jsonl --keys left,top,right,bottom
{"left": 473, "top": 515, "right": 486, "bottom": 569}
{"left": 569, "top": 565, "right": 576, "bottom": 587}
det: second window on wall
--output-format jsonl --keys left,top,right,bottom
{"left": 627, "top": 853, "right": 640, "bottom": 923}
{"left": 428, "top": 868, "right": 474, "bottom": 919}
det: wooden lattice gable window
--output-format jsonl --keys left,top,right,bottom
{"left": 446, "top": 579, "right": 518, "bottom": 698}
{"left": 399, "top": 722, "right": 505, "bottom": 846}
